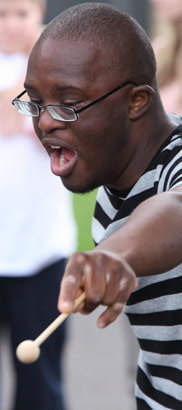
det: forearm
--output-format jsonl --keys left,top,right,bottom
{"left": 96, "top": 189, "right": 182, "bottom": 277}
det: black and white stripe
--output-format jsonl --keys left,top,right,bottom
{"left": 92, "top": 115, "right": 182, "bottom": 409}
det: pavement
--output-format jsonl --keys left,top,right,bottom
{"left": 0, "top": 308, "right": 139, "bottom": 410}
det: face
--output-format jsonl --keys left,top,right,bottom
{"left": 150, "top": 0, "right": 182, "bottom": 22}
{"left": 0, "top": 0, "right": 43, "bottom": 53}
{"left": 25, "top": 38, "right": 135, "bottom": 193}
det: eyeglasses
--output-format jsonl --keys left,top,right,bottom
{"left": 12, "top": 80, "right": 139, "bottom": 123}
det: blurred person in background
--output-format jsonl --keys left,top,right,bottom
{"left": 0, "top": 1, "right": 77, "bottom": 410}
{"left": 150, "top": 0, "right": 182, "bottom": 114}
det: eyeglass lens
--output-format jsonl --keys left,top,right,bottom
{"left": 14, "top": 100, "right": 77, "bottom": 121}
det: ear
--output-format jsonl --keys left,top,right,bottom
{"left": 128, "top": 85, "right": 155, "bottom": 120}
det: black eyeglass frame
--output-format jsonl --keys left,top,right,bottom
{"left": 12, "top": 80, "right": 139, "bottom": 121}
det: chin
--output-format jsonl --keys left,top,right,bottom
{"left": 60, "top": 177, "right": 98, "bottom": 194}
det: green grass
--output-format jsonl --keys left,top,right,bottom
{"left": 72, "top": 190, "right": 97, "bottom": 251}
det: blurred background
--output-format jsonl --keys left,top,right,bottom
{"left": 2, "top": 0, "right": 181, "bottom": 410}
{"left": 44, "top": 0, "right": 150, "bottom": 32}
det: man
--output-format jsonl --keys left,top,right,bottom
{"left": 12, "top": 2, "right": 182, "bottom": 408}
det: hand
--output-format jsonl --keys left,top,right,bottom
{"left": 58, "top": 250, "right": 137, "bottom": 328}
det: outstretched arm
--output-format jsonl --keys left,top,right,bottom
{"left": 58, "top": 187, "right": 182, "bottom": 327}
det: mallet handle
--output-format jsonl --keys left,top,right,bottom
{"left": 35, "top": 292, "right": 85, "bottom": 346}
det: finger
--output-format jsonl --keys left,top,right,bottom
{"left": 71, "top": 288, "right": 86, "bottom": 313}
{"left": 97, "top": 302, "right": 124, "bottom": 328}
{"left": 102, "top": 269, "right": 122, "bottom": 305}
{"left": 58, "top": 253, "right": 87, "bottom": 313}
{"left": 71, "top": 253, "right": 108, "bottom": 314}
{"left": 72, "top": 263, "right": 102, "bottom": 314}
{"left": 84, "top": 255, "right": 106, "bottom": 310}
{"left": 66, "top": 288, "right": 85, "bottom": 313}
{"left": 97, "top": 274, "right": 137, "bottom": 328}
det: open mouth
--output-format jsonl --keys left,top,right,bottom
{"left": 49, "top": 145, "right": 77, "bottom": 177}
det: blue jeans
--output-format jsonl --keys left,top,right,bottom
{"left": 0, "top": 259, "right": 68, "bottom": 410}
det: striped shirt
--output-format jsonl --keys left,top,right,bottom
{"left": 92, "top": 114, "right": 182, "bottom": 409}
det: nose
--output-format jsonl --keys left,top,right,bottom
{"left": 37, "top": 108, "right": 67, "bottom": 133}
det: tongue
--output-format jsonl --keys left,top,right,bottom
{"left": 62, "top": 147, "right": 75, "bottom": 161}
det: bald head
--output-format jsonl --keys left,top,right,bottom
{"left": 39, "top": 2, "right": 156, "bottom": 87}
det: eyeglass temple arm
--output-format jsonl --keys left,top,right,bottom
{"left": 76, "top": 80, "right": 139, "bottom": 114}
{"left": 12, "top": 90, "right": 27, "bottom": 105}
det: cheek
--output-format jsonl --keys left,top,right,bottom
{"left": 76, "top": 107, "right": 125, "bottom": 151}
{"left": 73, "top": 119, "right": 108, "bottom": 156}
{"left": 75, "top": 107, "right": 115, "bottom": 141}
{"left": 75, "top": 120, "right": 122, "bottom": 170}
{"left": 32, "top": 119, "right": 42, "bottom": 140}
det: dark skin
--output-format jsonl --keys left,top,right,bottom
{"left": 25, "top": 37, "right": 182, "bottom": 327}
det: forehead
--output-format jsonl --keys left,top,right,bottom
{"left": 26, "top": 38, "right": 117, "bottom": 92}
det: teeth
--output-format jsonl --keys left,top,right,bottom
{"left": 51, "top": 145, "right": 60, "bottom": 149}
{"left": 60, "top": 153, "right": 65, "bottom": 167}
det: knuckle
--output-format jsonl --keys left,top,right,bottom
{"left": 112, "top": 302, "right": 124, "bottom": 314}
{"left": 119, "top": 277, "right": 130, "bottom": 291}
{"left": 64, "top": 274, "right": 77, "bottom": 286}
{"left": 66, "top": 252, "right": 91, "bottom": 274}
{"left": 73, "top": 251, "right": 88, "bottom": 265}
{"left": 83, "top": 263, "right": 92, "bottom": 276}
{"left": 105, "top": 272, "right": 111, "bottom": 283}
{"left": 90, "top": 292, "right": 103, "bottom": 303}
{"left": 119, "top": 269, "right": 137, "bottom": 290}
{"left": 94, "top": 252, "right": 109, "bottom": 268}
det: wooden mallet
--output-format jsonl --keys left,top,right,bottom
{"left": 16, "top": 292, "right": 85, "bottom": 364}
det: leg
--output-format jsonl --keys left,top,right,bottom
{"left": 8, "top": 259, "right": 68, "bottom": 410}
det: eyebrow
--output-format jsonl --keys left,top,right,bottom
{"left": 24, "top": 83, "right": 82, "bottom": 93}
{"left": 54, "top": 85, "right": 82, "bottom": 93}
{"left": 24, "top": 84, "right": 37, "bottom": 92}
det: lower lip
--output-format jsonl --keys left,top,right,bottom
{"left": 50, "top": 150, "right": 77, "bottom": 177}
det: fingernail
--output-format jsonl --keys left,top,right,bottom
{"left": 98, "top": 321, "right": 106, "bottom": 329}
{"left": 59, "top": 300, "right": 72, "bottom": 312}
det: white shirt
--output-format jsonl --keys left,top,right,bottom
{"left": 0, "top": 53, "right": 77, "bottom": 276}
